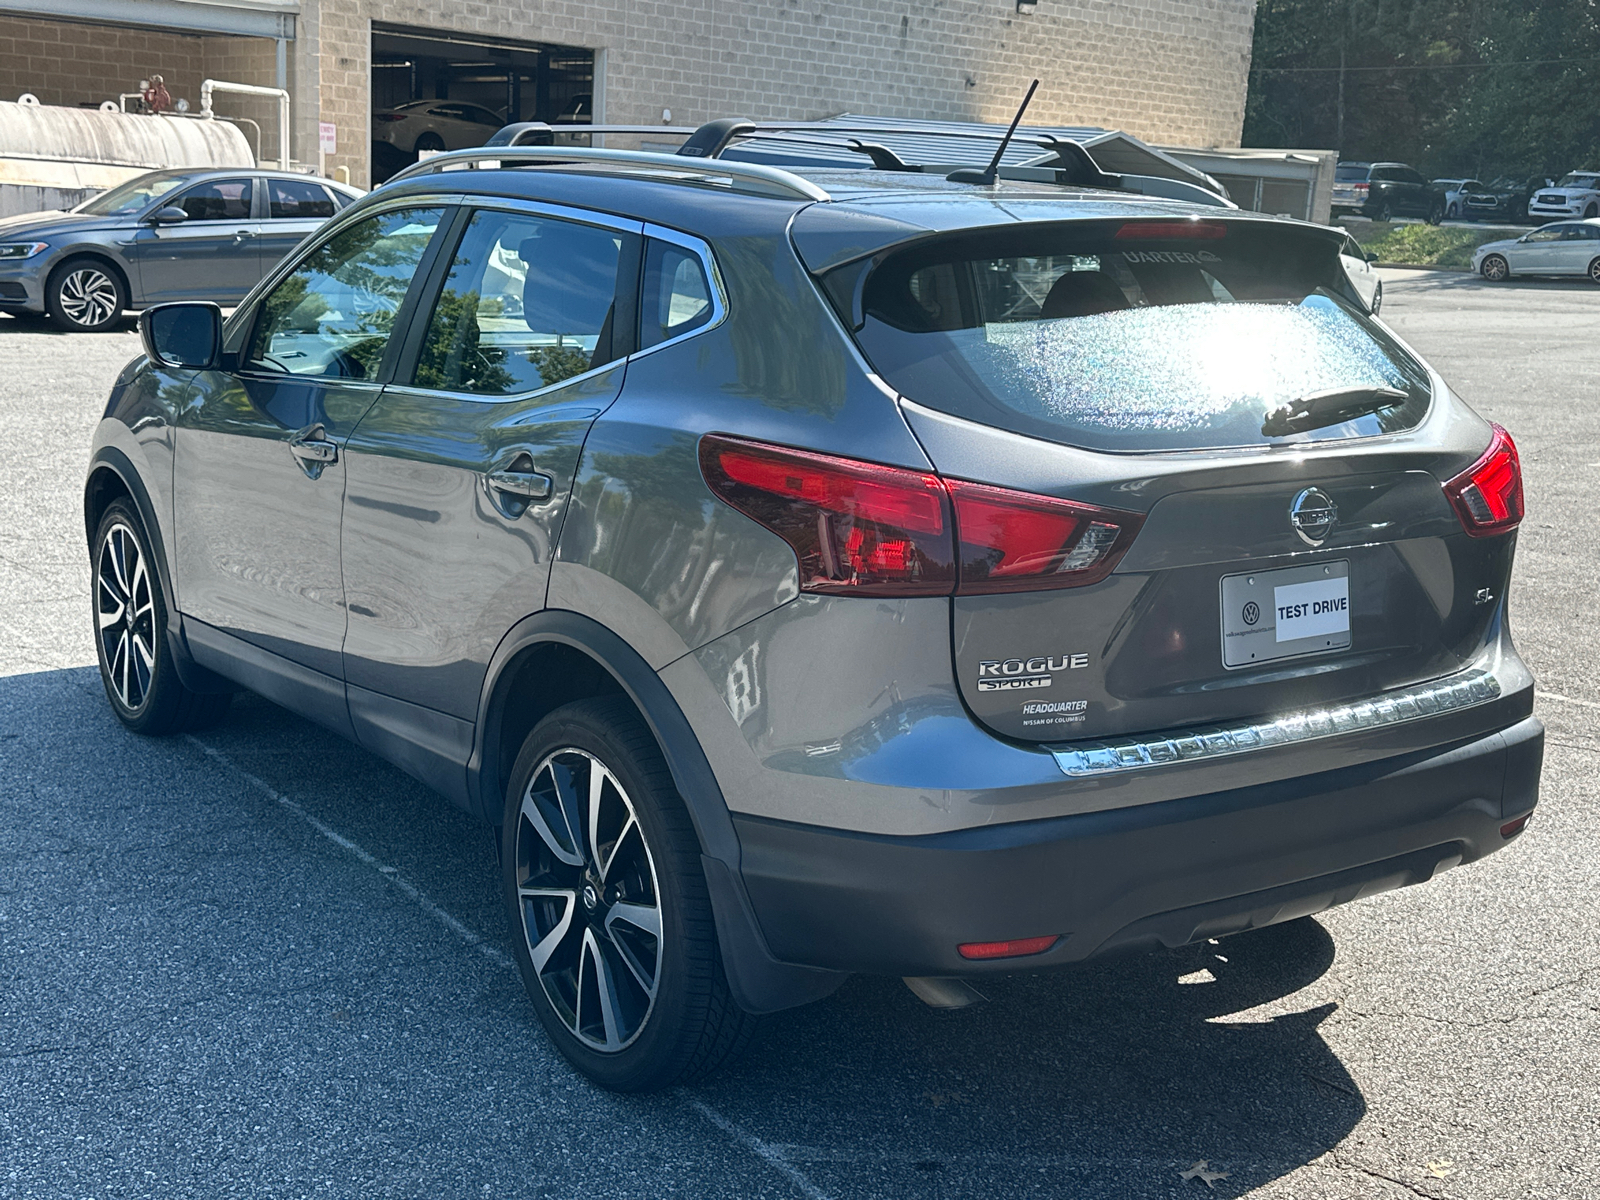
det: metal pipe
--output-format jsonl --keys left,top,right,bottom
{"left": 201, "top": 78, "right": 291, "bottom": 170}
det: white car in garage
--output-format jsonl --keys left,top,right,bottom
{"left": 372, "top": 100, "right": 505, "bottom": 155}
{"left": 1474, "top": 219, "right": 1600, "bottom": 283}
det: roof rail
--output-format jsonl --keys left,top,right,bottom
{"left": 385, "top": 145, "right": 830, "bottom": 202}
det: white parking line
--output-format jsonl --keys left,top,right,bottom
{"left": 186, "top": 733, "right": 836, "bottom": 1200}
{"left": 186, "top": 734, "right": 514, "bottom": 968}
{"left": 1536, "top": 691, "right": 1600, "bottom": 711}
{"left": 679, "top": 1093, "right": 836, "bottom": 1200}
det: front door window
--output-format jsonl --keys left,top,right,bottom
{"left": 246, "top": 207, "right": 444, "bottom": 379}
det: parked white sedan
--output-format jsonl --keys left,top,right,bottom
{"left": 372, "top": 100, "right": 504, "bottom": 155}
{"left": 1474, "top": 220, "right": 1600, "bottom": 283}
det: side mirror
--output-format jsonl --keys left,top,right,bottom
{"left": 139, "top": 302, "right": 222, "bottom": 370}
{"left": 146, "top": 206, "right": 189, "bottom": 226}
{"left": 1364, "top": 250, "right": 1380, "bottom": 263}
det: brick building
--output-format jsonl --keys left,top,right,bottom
{"left": 0, "top": 0, "right": 1256, "bottom": 189}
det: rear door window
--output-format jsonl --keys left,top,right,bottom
{"left": 269, "top": 178, "right": 336, "bottom": 219}
{"left": 411, "top": 208, "right": 633, "bottom": 395}
{"left": 840, "top": 219, "right": 1431, "bottom": 453}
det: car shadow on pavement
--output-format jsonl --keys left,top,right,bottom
{"left": 1384, "top": 270, "right": 1600, "bottom": 295}
{"left": 2, "top": 667, "right": 1360, "bottom": 1198}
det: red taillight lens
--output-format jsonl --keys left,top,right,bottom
{"left": 698, "top": 434, "right": 955, "bottom": 596}
{"left": 1354, "top": 182, "right": 1370, "bottom": 193}
{"left": 1443, "top": 423, "right": 1524, "bottom": 537}
{"left": 945, "top": 478, "right": 1144, "bottom": 593}
{"left": 958, "top": 935, "right": 1060, "bottom": 960}
{"left": 1114, "top": 220, "right": 1228, "bottom": 240}
{"left": 374, "top": 113, "right": 408, "bottom": 122}
{"left": 699, "top": 436, "right": 1146, "bottom": 597}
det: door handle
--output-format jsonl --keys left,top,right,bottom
{"left": 487, "top": 467, "right": 553, "bottom": 500}
{"left": 233, "top": 229, "right": 255, "bottom": 240}
{"left": 288, "top": 424, "right": 338, "bottom": 479}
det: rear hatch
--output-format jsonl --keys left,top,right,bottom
{"left": 1331, "top": 164, "right": 1371, "bottom": 206}
{"left": 804, "top": 211, "right": 1513, "bottom": 743}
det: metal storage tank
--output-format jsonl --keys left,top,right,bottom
{"left": 0, "top": 100, "right": 254, "bottom": 217}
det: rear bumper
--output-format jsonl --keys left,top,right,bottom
{"left": 734, "top": 714, "right": 1543, "bottom": 977}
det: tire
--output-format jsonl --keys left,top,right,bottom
{"left": 1376, "top": 202, "right": 1394, "bottom": 223}
{"left": 1446, "top": 203, "right": 1459, "bottom": 220}
{"left": 414, "top": 131, "right": 446, "bottom": 155}
{"left": 1427, "top": 203, "right": 1444, "bottom": 225}
{"left": 502, "top": 697, "right": 756, "bottom": 1091}
{"left": 45, "top": 257, "right": 126, "bottom": 332}
{"left": 92, "top": 500, "right": 232, "bottom": 735}
{"left": 1480, "top": 254, "right": 1510, "bottom": 283}
{"left": 1589, "top": 258, "right": 1600, "bottom": 285}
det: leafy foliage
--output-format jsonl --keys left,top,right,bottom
{"left": 1348, "top": 222, "right": 1511, "bottom": 268}
{"left": 1245, "top": 0, "right": 1600, "bottom": 179}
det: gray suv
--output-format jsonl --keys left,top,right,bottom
{"left": 84, "top": 128, "right": 1543, "bottom": 1092}
{"left": 0, "top": 167, "right": 360, "bottom": 332}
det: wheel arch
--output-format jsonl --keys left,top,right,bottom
{"left": 48, "top": 250, "right": 134, "bottom": 308}
{"left": 85, "top": 448, "right": 169, "bottom": 601}
{"left": 471, "top": 608, "right": 848, "bottom": 1015}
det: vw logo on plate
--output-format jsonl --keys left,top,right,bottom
{"left": 1289, "top": 487, "right": 1338, "bottom": 547}
{"left": 1242, "top": 601, "right": 1260, "bottom": 625}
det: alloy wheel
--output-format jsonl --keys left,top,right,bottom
{"left": 1482, "top": 255, "right": 1509, "bottom": 282}
{"left": 58, "top": 266, "right": 121, "bottom": 328}
{"left": 96, "top": 521, "right": 156, "bottom": 711}
{"left": 514, "top": 747, "right": 664, "bottom": 1052}
{"left": 1590, "top": 258, "right": 1600, "bottom": 285}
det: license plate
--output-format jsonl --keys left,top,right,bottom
{"left": 1220, "top": 560, "right": 1351, "bottom": 669}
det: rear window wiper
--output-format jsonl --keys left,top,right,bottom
{"left": 1261, "top": 385, "right": 1409, "bottom": 438}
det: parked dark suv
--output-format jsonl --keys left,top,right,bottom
{"left": 1332, "top": 161, "right": 1435, "bottom": 221}
{"left": 85, "top": 125, "right": 1543, "bottom": 1092}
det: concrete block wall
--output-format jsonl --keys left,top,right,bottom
{"left": 307, "top": 0, "right": 1256, "bottom": 188}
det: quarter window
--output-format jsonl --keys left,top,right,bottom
{"left": 640, "top": 240, "right": 714, "bottom": 349}
{"left": 245, "top": 206, "right": 444, "bottom": 379}
{"left": 269, "top": 178, "right": 336, "bottom": 219}
{"left": 174, "top": 178, "right": 252, "bottom": 221}
{"left": 412, "top": 209, "right": 628, "bottom": 395}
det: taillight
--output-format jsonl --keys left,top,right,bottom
{"left": 698, "top": 435, "right": 954, "bottom": 596}
{"left": 699, "top": 435, "right": 1145, "bottom": 597}
{"left": 1354, "top": 182, "right": 1370, "bottom": 193}
{"left": 945, "top": 478, "right": 1144, "bottom": 592}
{"left": 1114, "top": 220, "right": 1227, "bottom": 240}
{"left": 374, "top": 113, "right": 408, "bottom": 122}
{"left": 1443, "top": 423, "right": 1524, "bottom": 537}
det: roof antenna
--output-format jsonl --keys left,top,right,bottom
{"left": 948, "top": 79, "right": 1039, "bottom": 185}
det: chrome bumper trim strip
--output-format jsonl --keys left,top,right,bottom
{"left": 1049, "top": 667, "right": 1503, "bottom": 778}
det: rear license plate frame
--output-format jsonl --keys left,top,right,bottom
{"left": 1220, "top": 560, "right": 1352, "bottom": 669}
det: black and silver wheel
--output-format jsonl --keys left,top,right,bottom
{"left": 45, "top": 257, "right": 126, "bottom": 332}
{"left": 92, "top": 500, "right": 230, "bottom": 734}
{"left": 1480, "top": 254, "right": 1510, "bottom": 282}
{"left": 414, "top": 131, "right": 446, "bottom": 155}
{"left": 1376, "top": 201, "right": 1395, "bottom": 223}
{"left": 1446, "top": 202, "right": 1459, "bottom": 220}
{"left": 1589, "top": 258, "right": 1600, "bottom": 285}
{"left": 503, "top": 698, "right": 755, "bottom": 1091}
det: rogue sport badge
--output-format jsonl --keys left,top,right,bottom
{"left": 976, "top": 653, "right": 1089, "bottom": 691}
{"left": 1289, "top": 487, "right": 1338, "bottom": 547}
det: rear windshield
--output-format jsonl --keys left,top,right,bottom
{"left": 1334, "top": 164, "right": 1371, "bottom": 182}
{"left": 837, "top": 220, "right": 1431, "bottom": 453}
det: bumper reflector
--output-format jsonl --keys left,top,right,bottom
{"left": 1050, "top": 666, "right": 1503, "bottom": 778}
{"left": 1500, "top": 814, "right": 1531, "bottom": 839}
{"left": 957, "top": 935, "right": 1060, "bottom": 960}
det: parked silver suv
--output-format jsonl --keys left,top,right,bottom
{"left": 85, "top": 123, "right": 1542, "bottom": 1092}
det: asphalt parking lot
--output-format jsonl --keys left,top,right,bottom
{"left": 2, "top": 270, "right": 1597, "bottom": 1199}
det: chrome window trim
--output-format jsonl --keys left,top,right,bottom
{"left": 628, "top": 222, "right": 728, "bottom": 362}
{"left": 454, "top": 196, "right": 645, "bottom": 238}
{"left": 1048, "top": 665, "right": 1504, "bottom": 778}
{"left": 380, "top": 361, "right": 622, "bottom": 408}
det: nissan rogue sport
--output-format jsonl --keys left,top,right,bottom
{"left": 84, "top": 125, "right": 1543, "bottom": 1092}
